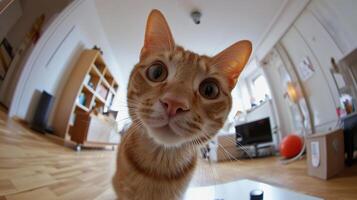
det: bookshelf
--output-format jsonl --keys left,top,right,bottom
{"left": 53, "top": 49, "right": 119, "bottom": 142}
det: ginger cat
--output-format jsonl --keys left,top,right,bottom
{"left": 113, "top": 9, "right": 252, "bottom": 200}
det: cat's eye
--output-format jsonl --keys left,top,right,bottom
{"left": 146, "top": 61, "right": 168, "bottom": 82}
{"left": 199, "top": 78, "right": 220, "bottom": 99}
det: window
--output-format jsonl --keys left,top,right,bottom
{"left": 252, "top": 75, "right": 271, "bottom": 103}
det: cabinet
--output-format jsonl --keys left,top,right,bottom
{"left": 53, "top": 49, "right": 119, "bottom": 148}
{"left": 70, "top": 112, "right": 119, "bottom": 151}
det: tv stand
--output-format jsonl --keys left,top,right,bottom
{"left": 241, "top": 143, "right": 275, "bottom": 158}
{"left": 253, "top": 144, "right": 259, "bottom": 157}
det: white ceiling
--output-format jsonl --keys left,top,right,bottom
{"left": 95, "top": 0, "right": 286, "bottom": 85}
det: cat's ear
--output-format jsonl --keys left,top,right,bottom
{"left": 211, "top": 40, "right": 252, "bottom": 89}
{"left": 140, "top": 9, "right": 175, "bottom": 60}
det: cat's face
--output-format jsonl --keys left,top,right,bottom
{"left": 127, "top": 10, "right": 252, "bottom": 147}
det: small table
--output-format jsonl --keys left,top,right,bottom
{"left": 185, "top": 179, "right": 322, "bottom": 200}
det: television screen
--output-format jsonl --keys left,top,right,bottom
{"left": 235, "top": 117, "right": 272, "bottom": 145}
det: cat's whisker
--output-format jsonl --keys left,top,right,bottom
{"left": 200, "top": 131, "right": 245, "bottom": 164}
{"left": 207, "top": 151, "right": 219, "bottom": 188}
{"left": 200, "top": 136, "right": 233, "bottom": 163}
{"left": 199, "top": 128, "right": 244, "bottom": 155}
{"left": 217, "top": 142, "right": 241, "bottom": 163}
{"left": 126, "top": 98, "right": 141, "bottom": 104}
{"left": 216, "top": 133, "right": 252, "bottom": 159}
{"left": 236, "top": 142, "right": 253, "bottom": 160}
{"left": 124, "top": 119, "right": 143, "bottom": 139}
{"left": 115, "top": 117, "right": 131, "bottom": 123}
{"left": 188, "top": 142, "right": 205, "bottom": 186}
{"left": 115, "top": 105, "right": 137, "bottom": 109}
{"left": 219, "top": 136, "right": 252, "bottom": 159}
{"left": 195, "top": 133, "right": 229, "bottom": 187}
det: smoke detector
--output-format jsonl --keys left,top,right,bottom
{"left": 191, "top": 10, "right": 202, "bottom": 25}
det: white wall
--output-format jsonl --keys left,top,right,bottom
{"left": 255, "top": 0, "right": 310, "bottom": 61}
{"left": 0, "top": 0, "right": 22, "bottom": 88}
{"left": 309, "top": 0, "right": 357, "bottom": 55}
{"left": 9, "top": 0, "right": 123, "bottom": 125}
{"left": 235, "top": 78, "right": 251, "bottom": 113}
{"left": 0, "top": 0, "right": 22, "bottom": 41}
{"left": 5, "top": 0, "right": 72, "bottom": 51}
{"left": 279, "top": 2, "right": 347, "bottom": 133}
{"left": 235, "top": 59, "right": 273, "bottom": 112}
{"left": 281, "top": 28, "right": 338, "bottom": 132}
{"left": 225, "top": 71, "right": 254, "bottom": 123}
{"left": 262, "top": 49, "right": 296, "bottom": 138}
{"left": 235, "top": 60, "right": 262, "bottom": 113}
{"left": 0, "top": 0, "right": 72, "bottom": 107}
{"left": 257, "top": 0, "right": 357, "bottom": 135}
{"left": 256, "top": 0, "right": 357, "bottom": 60}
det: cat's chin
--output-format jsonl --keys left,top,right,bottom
{"left": 146, "top": 125, "right": 187, "bottom": 147}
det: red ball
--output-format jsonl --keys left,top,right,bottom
{"left": 280, "top": 134, "right": 303, "bottom": 158}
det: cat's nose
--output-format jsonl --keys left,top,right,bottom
{"left": 160, "top": 96, "right": 190, "bottom": 117}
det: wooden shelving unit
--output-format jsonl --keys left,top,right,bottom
{"left": 53, "top": 50, "right": 119, "bottom": 146}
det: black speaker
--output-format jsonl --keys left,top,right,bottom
{"left": 31, "top": 91, "right": 54, "bottom": 133}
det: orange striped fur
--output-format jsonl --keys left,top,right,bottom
{"left": 113, "top": 9, "right": 252, "bottom": 200}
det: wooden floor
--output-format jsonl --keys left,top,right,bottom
{"left": 0, "top": 109, "right": 357, "bottom": 200}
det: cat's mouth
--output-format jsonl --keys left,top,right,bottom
{"left": 145, "top": 122, "right": 187, "bottom": 146}
{"left": 149, "top": 122, "right": 181, "bottom": 136}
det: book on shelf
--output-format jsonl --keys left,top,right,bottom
{"left": 98, "top": 84, "right": 109, "bottom": 99}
